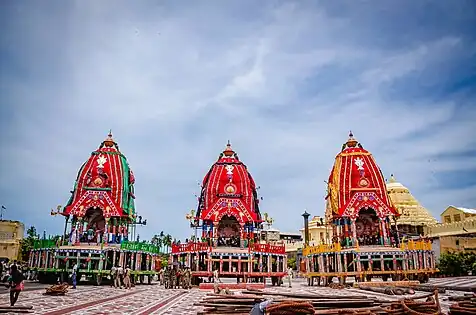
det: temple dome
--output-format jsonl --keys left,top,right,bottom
{"left": 63, "top": 132, "right": 136, "bottom": 218}
{"left": 386, "top": 174, "right": 437, "bottom": 226}
{"left": 326, "top": 132, "right": 398, "bottom": 219}
{"left": 195, "top": 142, "right": 261, "bottom": 224}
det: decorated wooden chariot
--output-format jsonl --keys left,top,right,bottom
{"left": 27, "top": 133, "right": 160, "bottom": 285}
{"left": 170, "top": 143, "right": 287, "bottom": 286}
{"left": 301, "top": 133, "right": 438, "bottom": 286}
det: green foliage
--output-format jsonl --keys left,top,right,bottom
{"left": 150, "top": 232, "right": 173, "bottom": 254}
{"left": 287, "top": 257, "right": 297, "bottom": 270}
{"left": 161, "top": 256, "right": 169, "bottom": 268}
{"left": 19, "top": 226, "right": 38, "bottom": 262}
{"left": 438, "top": 252, "right": 476, "bottom": 276}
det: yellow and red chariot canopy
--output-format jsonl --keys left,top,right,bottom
{"left": 327, "top": 133, "right": 398, "bottom": 219}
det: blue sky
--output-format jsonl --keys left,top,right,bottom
{"left": 0, "top": 1, "right": 475, "bottom": 241}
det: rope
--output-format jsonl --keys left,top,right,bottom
{"left": 265, "top": 300, "right": 314, "bottom": 315}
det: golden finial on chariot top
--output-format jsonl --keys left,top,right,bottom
{"left": 103, "top": 130, "right": 115, "bottom": 147}
{"left": 346, "top": 130, "right": 358, "bottom": 148}
{"left": 223, "top": 140, "right": 235, "bottom": 157}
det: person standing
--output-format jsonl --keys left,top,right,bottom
{"left": 116, "top": 265, "right": 123, "bottom": 289}
{"left": 163, "top": 267, "right": 169, "bottom": 289}
{"left": 6, "top": 265, "right": 24, "bottom": 306}
{"left": 184, "top": 267, "right": 192, "bottom": 289}
{"left": 287, "top": 266, "right": 293, "bottom": 288}
{"left": 110, "top": 265, "right": 117, "bottom": 288}
{"left": 213, "top": 268, "right": 220, "bottom": 284}
{"left": 159, "top": 268, "right": 164, "bottom": 286}
{"left": 123, "top": 265, "right": 131, "bottom": 289}
{"left": 71, "top": 263, "right": 78, "bottom": 289}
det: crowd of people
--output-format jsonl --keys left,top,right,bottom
{"left": 109, "top": 265, "right": 132, "bottom": 289}
{"left": 217, "top": 235, "right": 240, "bottom": 247}
{"left": 158, "top": 265, "right": 192, "bottom": 289}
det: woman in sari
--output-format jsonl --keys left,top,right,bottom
{"left": 7, "top": 264, "right": 24, "bottom": 306}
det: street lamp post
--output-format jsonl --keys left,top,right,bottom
{"left": 302, "top": 210, "right": 310, "bottom": 246}
{"left": 51, "top": 205, "right": 68, "bottom": 245}
{"left": 130, "top": 215, "right": 147, "bottom": 241}
{"left": 186, "top": 210, "right": 198, "bottom": 242}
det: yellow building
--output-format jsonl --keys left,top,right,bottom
{"left": 386, "top": 175, "right": 438, "bottom": 236}
{"left": 300, "top": 215, "right": 333, "bottom": 246}
{"left": 0, "top": 220, "right": 25, "bottom": 261}
{"left": 440, "top": 205, "right": 476, "bottom": 224}
{"left": 425, "top": 206, "right": 476, "bottom": 257}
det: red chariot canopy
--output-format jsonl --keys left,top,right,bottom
{"left": 63, "top": 132, "right": 136, "bottom": 218}
{"left": 196, "top": 142, "right": 261, "bottom": 225}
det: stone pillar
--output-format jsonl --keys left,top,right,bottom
{"left": 219, "top": 255, "right": 223, "bottom": 273}
{"left": 380, "top": 254, "right": 384, "bottom": 271}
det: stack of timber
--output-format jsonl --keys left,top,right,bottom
{"left": 196, "top": 288, "right": 444, "bottom": 315}
{"left": 448, "top": 294, "right": 476, "bottom": 315}
{"left": 44, "top": 283, "right": 69, "bottom": 296}
{"left": 356, "top": 282, "right": 446, "bottom": 294}
{"left": 196, "top": 293, "right": 265, "bottom": 314}
{"left": 0, "top": 306, "right": 33, "bottom": 314}
{"left": 359, "top": 285, "right": 415, "bottom": 296}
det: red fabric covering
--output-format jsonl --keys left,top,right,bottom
{"left": 327, "top": 145, "right": 398, "bottom": 219}
{"left": 198, "top": 144, "right": 260, "bottom": 224}
{"left": 64, "top": 137, "right": 129, "bottom": 218}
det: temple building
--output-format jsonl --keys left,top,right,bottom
{"left": 386, "top": 175, "right": 438, "bottom": 237}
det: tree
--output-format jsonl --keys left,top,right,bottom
{"left": 438, "top": 252, "right": 476, "bottom": 276}
{"left": 19, "top": 226, "right": 38, "bottom": 262}
{"left": 287, "top": 257, "right": 297, "bottom": 270}
{"left": 163, "top": 234, "right": 172, "bottom": 253}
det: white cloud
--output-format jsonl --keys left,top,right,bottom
{"left": 0, "top": 1, "right": 475, "bottom": 240}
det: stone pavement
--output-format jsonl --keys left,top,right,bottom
{"left": 0, "top": 277, "right": 473, "bottom": 314}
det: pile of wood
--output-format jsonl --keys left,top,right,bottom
{"left": 329, "top": 283, "right": 350, "bottom": 290}
{"left": 196, "top": 293, "right": 265, "bottom": 314}
{"left": 196, "top": 288, "right": 444, "bottom": 315}
{"left": 44, "top": 283, "right": 69, "bottom": 296}
{"left": 196, "top": 289, "right": 380, "bottom": 314}
{"left": 0, "top": 306, "right": 33, "bottom": 314}
{"left": 448, "top": 293, "right": 476, "bottom": 315}
{"left": 359, "top": 285, "right": 415, "bottom": 296}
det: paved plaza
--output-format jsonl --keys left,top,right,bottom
{"left": 0, "top": 277, "right": 473, "bottom": 314}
